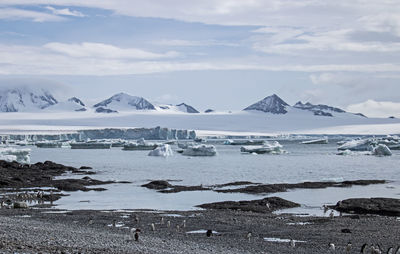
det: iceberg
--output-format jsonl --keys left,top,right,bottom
{"left": 123, "top": 138, "right": 158, "bottom": 151}
{"left": 301, "top": 138, "right": 328, "bottom": 144}
{"left": 182, "top": 145, "right": 217, "bottom": 156}
{"left": 372, "top": 144, "right": 392, "bottom": 156}
{"left": 338, "top": 139, "right": 376, "bottom": 151}
{"left": 240, "top": 141, "right": 286, "bottom": 154}
{"left": 148, "top": 144, "right": 173, "bottom": 157}
{"left": 177, "top": 142, "right": 195, "bottom": 149}
{"left": 337, "top": 144, "right": 392, "bottom": 156}
{"left": 0, "top": 148, "right": 31, "bottom": 163}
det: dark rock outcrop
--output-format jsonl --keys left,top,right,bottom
{"left": 0, "top": 160, "right": 123, "bottom": 192}
{"left": 244, "top": 94, "right": 289, "bottom": 114}
{"left": 332, "top": 198, "right": 400, "bottom": 216}
{"left": 216, "top": 180, "right": 386, "bottom": 194}
{"left": 95, "top": 107, "right": 118, "bottom": 113}
{"left": 142, "top": 180, "right": 210, "bottom": 193}
{"left": 198, "top": 197, "right": 300, "bottom": 213}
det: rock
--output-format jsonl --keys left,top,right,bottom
{"left": 197, "top": 197, "right": 300, "bottom": 213}
{"left": 95, "top": 107, "right": 118, "bottom": 113}
{"left": 13, "top": 202, "right": 28, "bottom": 209}
{"left": 216, "top": 180, "right": 386, "bottom": 194}
{"left": 141, "top": 180, "right": 171, "bottom": 190}
{"left": 333, "top": 198, "right": 400, "bottom": 216}
{"left": 341, "top": 228, "right": 351, "bottom": 233}
{"left": 79, "top": 166, "right": 93, "bottom": 170}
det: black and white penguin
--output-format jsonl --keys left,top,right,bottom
{"left": 361, "top": 243, "right": 368, "bottom": 253}
{"left": 346, "top": 242, "right": 352, "bottom": 252}
{"left": 206, "top": 229, "right": 212, "bottom": 237}
{"left": 289, "top": 239, "right": 295, "bottom": 248}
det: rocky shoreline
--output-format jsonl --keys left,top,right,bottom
{"left": 141, "top": 179, "right": 387, "bottom": 194}
{"left": 0, "top": 160, "right": 399, "bottom": 253}
{"left": 1, "top": 207, "right": 400, "bottom": 253}
{"left": 0, "top": 160, "right": 129, "bottom": 206}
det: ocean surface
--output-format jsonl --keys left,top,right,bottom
{"left": 29, "top": 139, "right": 400, "bottom": 216}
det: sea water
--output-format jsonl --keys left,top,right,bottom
{"left": 29, "top": 140, "right": 400, "bottom": 214}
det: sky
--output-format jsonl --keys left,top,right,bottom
{"left": 0, "top": 0, "right": 399, "bottom": 117}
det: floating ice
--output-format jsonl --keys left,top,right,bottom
{"left": 301, "top": 138, "right": 328, "bottom": 144}
{"left": 182, "top": 145, "right": 217, "bottom": 156}
{"left": 240, "top": 141, "right": 286, "bottom": 154}
{"left": 338, "top": 139, "right": 375, "bottom": 151}
{"left": 0, "top": 148, "right": 31, "bottom": 163}
{"left": 372, "top": 144, "right": 392, "bottom": 156}
{"left": 148, "top": 144, "right": 174, "bottom": 157}
{"left": 177, "top": 142, "right": 195, "bottom": 149}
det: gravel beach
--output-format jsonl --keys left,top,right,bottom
{"left": 0, "top": 207, "right": 400, "bottom": 253}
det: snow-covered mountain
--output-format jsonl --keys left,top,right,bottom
{"left": 46, "top": 97, "right": 87, "bottom": 112}
{"left": 156, "top": 103, "right": 199, "bottom": 113}
{"left": 175, "top": 103, "right": 199, "bottom": 113}
{"left": 243, "top": 94, "right": 366, "bottom": 118}
{"left": 293, "top": 101, "right": 345, "bottom": 117}
{"left": 0, "top": 87, "right": 57, "bottom": 112}
{"left": 93, "top": 92, "right": 156, "bottom": 112}
{"left": 243, "top": 94, "right": 289, "bottom": 114}
{"left": 294, "top": 101, "right": 366, "bottom": 117}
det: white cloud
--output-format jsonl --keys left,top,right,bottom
{"left": 44, "top": 42, "right": 179, "bottom": 59}
{"left": 0, "top": 0, "right": 398, "bottom": 27}
{"left": 155, "top": 39, "right": 238, "bottom": 47}
{"left": 253, "top": 28, "right": 400, "bottom": 55}
{"left": 346, "top": 100, "right": 400, "bottom": 118}
{"left": 0, "top": 7, "right": 65, "bottom": 22}
{"left": 45, "top": 6, "right": 85, "bottom": 17}
{"left": 1, "top": 42, "right": 400, "bottom": 75}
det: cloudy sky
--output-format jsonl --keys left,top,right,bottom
{"left": 0, "top": 0, "right": 399, "bottom": 117}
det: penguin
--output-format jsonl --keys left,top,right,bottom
{"left": 246, "top": 232, "right": 252, "bottom": 242}
{"left": 182, "top": 220, "right": 186, "bottom": 228}
{"left": 150, "top": 223, "right": 155, "bottom": 231}
{"left": 176, "top": 225, "right": 180, "bottom": 232}
{"left": 395, "top": 246, "right": 400, "bottom": 254}
{"left": 134, "top": 228, "right": 141, "bottom": 241}
{"left": 134, "top": 215, "right": 139, "bottom": 223}
{"left": 112, "top": 219, "right": 116, "bottom": 227}
{"left": 167, "top": 221, "right": 171, "bottom": 228}
{"left": 289, "top": 239, "right": 295, "bottom": 248}
{"left": 160, "top": 217, "right": 164, "bottom": 225}
{"left": 346, "top": 242, "right": 352, "bottom": 252}
{"left": 387, "top": 247, "right": 393, "bottom": 254}
{"left": 329, "top": 210, "right": 334, "bottom": 219}
{"left": 206, "top": 229, "right": 212, "bottom": 237}
{"left": 130, "top": 228, "right": 136, "bottom": 241}
{"left": 329, "top": 243, "right": 335, "bottom": 251}
{"left": 88, "top": 218, "right": 94, "bottom": 225}
{"left": 361, "top": 243, "right": 368, "bottom": 253}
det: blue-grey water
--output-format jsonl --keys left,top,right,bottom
{"left": 29, "top": 140, "right": 400, "bottom": 215}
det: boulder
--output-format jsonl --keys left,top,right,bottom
{"left": 13, "top": 202, "right": 28, "bottom": 209}
{"left": 333, "top": 198, "right": 400, "bottom": 216}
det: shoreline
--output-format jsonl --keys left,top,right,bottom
{"left": 1, "top": 206, "right": 399, "bottom": 253}
{"left": 1, "top": 160, "right": 399, "bottom": 253}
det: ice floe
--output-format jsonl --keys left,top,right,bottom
{"left": 0, "top": 148, "right": 31, "bottom": 163}
{"left": 181, "top": 144, "right": 217, "bottom": 156}
{"left": 148, "top": 144, "right": 174, "bottom": 157}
